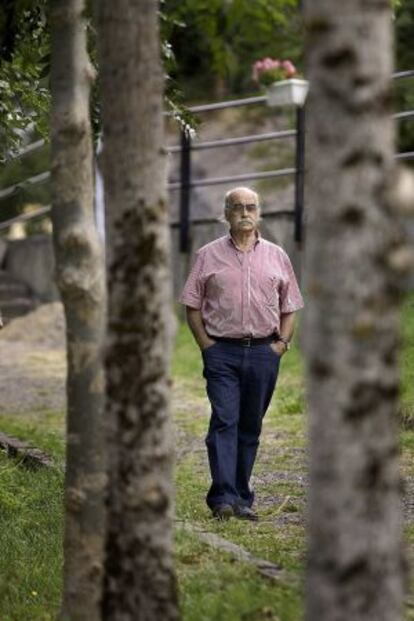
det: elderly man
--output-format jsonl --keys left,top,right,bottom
{"left": 180, "top": 187, "right": 303, "bottom": 520}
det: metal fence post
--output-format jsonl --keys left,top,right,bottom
{"left": 179, "top": 129, "right": 192, "bottom": 253}
{"left": 294, "top": 105, "right": 306, "bottom": 245}
{"left": 294, "top": 0, "right": 305, "bottom": 246}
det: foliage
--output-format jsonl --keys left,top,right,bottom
{"left": 0, "top": 1, "right": 49, "bottom": 162}
{"left": 0, "top": 0, "right": 412, "bottom": 171}
{"left": 0, "top": 1, "right": 196, "bottom": 164}
{"left": 163, "top": 0, "right": 302, "bottom": 98}
{"left": 160, "top": 8, "right": 199, "bottom": 135}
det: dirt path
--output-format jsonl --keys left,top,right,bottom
{"left": 0, "top": 303, "right": 67, "bottom": 415}
{"left": 0, "top": 341, "right": 66, "bottom": 414}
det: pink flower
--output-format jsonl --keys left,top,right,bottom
{"left": 252, "top": 59, "right": 266, "bottom": 81}
{"left": 263, "top": 58, "right": 279, "bottom": 72}
{"left": 282, "top": 60, "right": 297, "bottom": 78}
{"left": 251, "top": 57, "right": 300, "bottom": 85}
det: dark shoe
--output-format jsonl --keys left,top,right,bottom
{"left": 233, "top": 505, "right": 259, "bottom": 521}
{"left": 212, "top": 503, "right": 234, "bottom": 521}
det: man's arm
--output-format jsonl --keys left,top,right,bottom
{"left": 185, "top": 307, "right": 216, "bottom": 352}
{"left": 272, "top": 312, "right": 296, "bottom": 355}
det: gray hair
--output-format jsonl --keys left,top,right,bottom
{"left": 219, "top": 187, "right": 262, "bottom": 225}
{"left": 224, "top": 187, "right": 260, "bottom": 211}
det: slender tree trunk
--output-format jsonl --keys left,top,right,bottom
{"left": 303, "top": 3, "right": 405, "bottom": 621}
{"left": 97, "top": 1, "right": 179, "bottom": 619}
{"left": 50, "top": 2, "right": 106, "bottom": 619}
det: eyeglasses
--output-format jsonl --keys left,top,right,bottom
{"left": 228, "top": 203, "right": 259, "bottom": 214}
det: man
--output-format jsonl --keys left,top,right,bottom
{"left": 180, "top": 187, "right": 303, "bottom": 521}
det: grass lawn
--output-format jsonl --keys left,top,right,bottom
{"left": 1, "top": 294, "right": 414, "bottom": 620}
{"left": 0, "top": 454, "right": 63, "bottom": 621}
{"left": 401, "top": 294, "right": 414, "bottom": 424}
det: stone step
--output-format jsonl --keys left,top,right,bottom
{"left": 0, "top": 298, "right": 38, "bottom": 323}
{"left": 0, "top": 269, "right": 21, "bottom": 285}
{"left": 0, "top": 270, "right": 39, "bottom": 324}
{"left": 0, "top": 281, "right": 31, "bottom": 301}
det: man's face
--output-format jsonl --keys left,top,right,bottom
{"left": 225, "top": 189, "right": 260, "bottom": 234}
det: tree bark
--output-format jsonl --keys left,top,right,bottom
{"left": 303, "top": 3, "right": 405, "bottom": 621}
{"left": 97, "top": 1, "right": 179, "bottom": 620}
{"left": 50, "top": 2, "right": 106, "bottom": 620}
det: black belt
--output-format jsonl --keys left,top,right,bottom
{"left": 209, "top": 335, "right": 275, "bottom": 347}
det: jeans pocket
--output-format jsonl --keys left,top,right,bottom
{"left": 267, "top": 344, "right": 281, "bottom": 358}
{"left": 202, "top": 341, "right": 219, "bottom": 357}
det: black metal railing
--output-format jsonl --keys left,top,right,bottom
{"left": 1, "top": 69, "right": 413, "bottom": 249}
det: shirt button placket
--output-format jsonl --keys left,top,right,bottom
{"left": 242, "top": 253, "right": 248, "bottom": 335}
{"left": 247, "top": 252, "right": 252, "bottom": 336}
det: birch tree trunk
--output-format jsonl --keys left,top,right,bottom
{"left": 303, "top": 3, "right": 405, "bottom": 621}
{"left": 50, "top": 2, "right": 106, "bottom": 620}
{"left": 97, "top": 1, "right": 179, "bottom": 619}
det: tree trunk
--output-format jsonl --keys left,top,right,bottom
{"left": 50, "top": 2, "right": 106, "bottom": 620}
{"left": 97, "top": 1, "right": 179, "bottom": 620}
{"left": 303, "top": 3, "right": 405, "bottom": 621}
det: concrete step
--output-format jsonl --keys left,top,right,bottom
{"left": 0, "top": 270, "right": 39, "bottom": 325}
{"left": 0, "top": 269, "right": 21, "bottom": 285}
{"left": 0, "top": 297, "right": 38, "bottom": 323}
{"left": 0, "top": 281, "right": 31, "bottom": 301}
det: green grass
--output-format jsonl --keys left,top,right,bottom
{"left": 0, "top": 411, "right": 65, "bottom": 462}
{"left": 172, "top": 320, "right": 205, "bottom": 398}
{"left": 1, "top": 295, "right": 414, "bottom": 620}
{"left": 176, "top": 529, "right": 302, "bottom": 621}
{"left": 172, "top": 323, "right": 306, "bottom": 619}
{"left": 0, "top": 453, "right": 63, "bottom": 621}
{"left": 400, "top": 294, "right": 414, "bottom": 424}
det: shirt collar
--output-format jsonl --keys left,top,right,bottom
{"left": 227, "top": 231, "right": 261, "bottom": 250}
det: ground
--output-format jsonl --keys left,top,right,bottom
{"left": 0, "top": 303, "right": 66, "bottom": 415}
{"left": 1, "top": 300, "right": 414, "bottom": 621}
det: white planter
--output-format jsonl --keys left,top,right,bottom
{"left": 266, "top": 78, "right": 309, "bottom": 108}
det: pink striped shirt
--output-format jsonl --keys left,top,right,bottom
{"left": 180, "top": 234, "right": 304, "bottom": 338}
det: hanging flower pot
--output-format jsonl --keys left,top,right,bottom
{"left": 251, "top": 58, "right": 308, "bottom": 107}
{"left": 266, "top": 78, "right": 309, "bottom": 108}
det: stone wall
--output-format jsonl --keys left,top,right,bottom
{"left": 4, "top": 235, "right": 59, "bottom": 302}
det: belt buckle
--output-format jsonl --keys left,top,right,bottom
{"left": 242, "top": 336, "right": 252, "bottom": 347}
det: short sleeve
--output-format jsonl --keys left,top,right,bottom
{"left": 279, "top": 251, "right": 304, "bottom": 314}
{"left": 179, "top": 251, "right": 205, "bottom": 309}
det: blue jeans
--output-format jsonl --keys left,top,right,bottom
{"left": 202, "top": 341, "right": 280, "bottom": 509}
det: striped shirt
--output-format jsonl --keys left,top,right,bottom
{"left": 180, "top": 234, "right": 304, "bottom": 338}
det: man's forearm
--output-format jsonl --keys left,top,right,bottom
{"left": 186, "top": 307, "right": 215, "bottom": 351}
{"left": 279, "top": 312, "right": 296, "bottom": 342}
